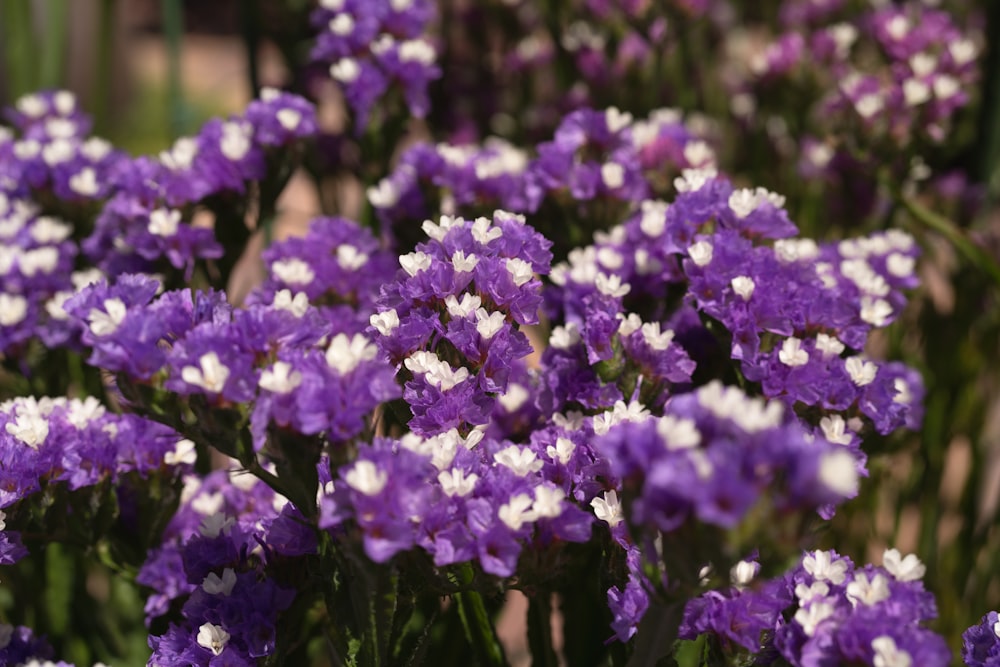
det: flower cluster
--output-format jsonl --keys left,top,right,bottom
{"left": 680, "top": 548, "right": 951, "bottom": 665}
{"left": 311, "top": 0, "right": 439, "bottom": 130}
{"left": 963, "top": 611, "right": 1000, "bottom": 667}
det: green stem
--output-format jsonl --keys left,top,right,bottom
{"left": 898, "top": 194, "right": 1000, "bottom": 288}
{"left": 0, "top": 0, "right": 36, "bottom": 98}
{"left": 239, "top": 0, "right": 261, "bottom": 100}
{"left": 527, "top": 593, "right": 558, "bottom": 667}
{"left": 453, "top": 564, "right": 506, "bottom": 667}
{"left": 94, "top": 0, "right": 116, "bottom": 135}
{"left": 161, "top": 0, "right": 185, "bottom": 140}
{"left": 40, "top": 0, "right": 69, "bottom": 89}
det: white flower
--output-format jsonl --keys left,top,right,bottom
{"left": 546, "top": 437, "right": 575, "bottom": 464}
{"left": 159, "top": 137, "right": 198, "bottom": 170}
{"left": 451, "top": 250, "right": 479, "bottom": 273}
{"left": 29, "top": 216, "right": 71, "bottom": 243}
{"left": 276, "top": 108, "right": 301, "bottom": 131}
{"left": 860, "top": 297, "right": 893, "bottom": 326}
{"left": 819, "top": 415, "right": 852, "bottom": 445}
{"left": 399, "top": 251, "right": 432, "bottom": 276}
{"left": 498, "top": 383, "right": 530, "bottom": 413}
{"left": 882, "top": 548, "right": 926, "bottom": 581}
{"left": 164, "top": 438, "right": 197, "bottom": 466}
{"left": 370, "top": 309, "right": 400, "bottom": 335}
{"left": 0, "top": 294, "right": 28, "bottom": 326}
{"left": 818, "top": 450, "right": 858, "bottom": 497}
{"left": 399, "top": 39, "right": 436, "bottom": 65}
{"left": 199, "top": 513, "right": 235, "bottom": 538}
{"left": 219, "top": 121, "right": 252, "bottom": 161}
{"left": 148, "top": 208, "right": 181, "bottom": 237}
{"left": 345, "top": 460, "right": 388, "bottom": 495}
{"left": 475, "top": 309, "right": 506, "bottom": 339}
{"left": 794, "top": 600, "right": 835, "bottom": 637}
{"left": 533, "top": 486, "right": 565, "bottom": 518}
{"left": 846, "top": 571, "right": 890, "bottom": 607}
{"left": 886, "top": 253, "right": 915, "bottom": 278}
{"left": 590, "top": 490, "right": 623, "bottom": 527}
{"left": 730, "top": 560, "right": 760, "bottom": 588}
{"left": 617, "top": 313, "right": 642, "bottom": 336}
{"left": 601, "top": 162, "right": 625, "bottom": 189}
{"left": 802, "top": 549, "right": 849, "bottom": 585}
{"left": 595, "top": 272, "right": 630, "bottom": 298}
{"left": 674, "top": 167, "right": 717, "bottom": 193}
{"left": 903, "top": 79, "right": 931, "bottom": 107}
{"left": 656, "top": 415, "right": 701, "bottom": 450}
{"left": 815, "top": 333, "right": 845, "bottom": 357}
{"left": 69, "top": 168, "right": 99, "bottom": 196}
{"left": 325, "top": 333, "right": 378, "bottom": 375}
{"left": 438, "top": 468, "right": 478, "bottom": 497}
{"left": 872, "top": 636, "right": 912, "bottom": 667}
{"left": 259, "top": 361, "right": 302, "bottom": 394}
{"left": 5, "top": 411, "right": 48, "bottom": 449}
{"left": 471, "top": 216, "right": 503, "bottom": 244}
{"left": 19, "top": 247, "right": 59, "bottom": 276}
{"left": 499, "top": 493, "right": 538, "bottom": 530}
{"left": 845, "top": 356, "right": 877, "bottom": 386}
{"left": 730, "top": 276, "right": 755, "bottom": 301}
{"left": 272, "top": 289, "right": 310, "bottom": 317}
{"left": 639, "top": 200, "right": 668, "bottom": 237}
{"left": 330, "top": 58, "right": 361, "bottom": 83}
{"left": 641, "top": 321, "right": 674, "bottom": 350}
{"left": 197, "top": 623, "right": 231, "bottom": 656}
{"left": 778, "top": 337, "right": 809, "bottom": 367}
{"left": 445, "top": 293, "right": 482, "bottom": 318}
{"left": 181, "top": 352, "right": 230, "bottom": 394}
{"left": 336, "top": 244, "right": 369, "bottom": 270}
{"left": 202, "top": 568, "right": 238, "bottom": 596}
{"left": 549, "top": 323, "right": 581, "bottom": 349}
{"left": 88, "top": 298, "right": 128, "bottom": 336}
{"left": 271, "top": 258, "right": 315, "bottom": 285}
{"left": 329, "top": 13, "right": 355, "bottom": 35}
{"left": 506, "top": 257, "right": 534, "bottom": 286}
{"left": 605, "top": 107, "right": 633, "bottom": 133}
{"left": 688, "top": 241, "right": 713, "bottom": 267}
{"left": 494, "top": 445, "right": 543, "bottom": 476}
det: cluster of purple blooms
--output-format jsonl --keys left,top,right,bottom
{"left": 681, "top": 548, "right": 951, "bottom": 665}
{"left": 369, "top": 105, "right": 715, "bottom": 241}
{"left": 142, "top": 469, "right": 308, "bottom": 666}
{"left": 311, "top": 0, "right": 440, "bottom": 130}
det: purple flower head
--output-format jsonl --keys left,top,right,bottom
{"left": 244, "top": 88, "right": 318, "bottom": 148}
{"left": 964, "top": 611, "right": 1000, "bottom": 667}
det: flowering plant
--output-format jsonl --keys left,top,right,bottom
{"left": 0, "top": 0, "right": 998, "bottom": 665}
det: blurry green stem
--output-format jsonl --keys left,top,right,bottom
{"left": 94, "top": 0, "right": 116, "bottom": 135}
{"left": 453, "top": 564, "right": 506, "bottom": 667}
{"left": 40, "top": 0, "right": 69, "bottom": 89}
{"left": 1, "top": 1, "right": 35, "bottom": 98}
{"left": 162, "top": 0, "right": 185, "bottom": 140}
{"left": 898, "top": 194, "right": 1000, "bottom": 288}
{"left": 239, "top": 0, "right": 261, "bottom": 100}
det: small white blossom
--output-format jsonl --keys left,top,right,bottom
{"left": 259, "top": 361, "right": 302, "bottom": 394}
{"left": 546, "top": 437, "right": 576, "bottom": 464}
{"left": 886, "top": 253, "right": 915, "bottom": 278}
{"left": 596, "top": 272, "right": 630, "bottom": 298}
{"left": 159, "top": 137, "right": 198, "bottom": 170}
{"left": 445, "top": 293, "right": 482, "bottom": 318}
{"left": 730, "top": 560, "right": 760, "bottom": 589}
{"left": 336, "top": 244, "right": 369, "bottom": 270}
{"left": 778, "top": 337, "right": 809, "bottom": 367}
{"left": 345, "top": 460, "right": 388, "bottom": 495}
{"left": 845, "top": 356, "right": 877, "bottom": 386}
{"left": 29, "top": 217, "right": 71, "bottom": 243}
{"left": 533, "top": 486, "right": 565, "bottom": 518}
{"left": 590, "top": 490, "right": 623, "bottom": 527}
{"left": 499, "top": 493, "right": 538, "bottom": 530}
{"left": 794, "top": 600, "right": 835, "bottom": 637}
{"left": 370, "top": 309, "right": 400, "bottom": 335}
{"left": 494, "top": 445, "right": 544, "bottom": 476}
{"left": 605, "top": 107, "right": 633, "bottom": 133}
{"left": 329, "top": 13, "right": 355, "bottom": 35}
{"left": 498, "top": 383, "right": 530, "bottom": 413}
{"left": 271, "top": 258, "right": 315, "bottom": 285}
{"left": 5, "top": 411, "right": 48, "bottom": 449}
{"left": 88, "top": 298, "right": 128, "bottom": 336}
{"left": 688, "top": 241, "right": 713, "bottom": 267}
{"left": 815, "top": 333, "right": 845, "bottom": 357}
{"left": 794, "top": 581, "right": 830, "bottom": 602}
{"left": 846, "top": 571, "right": 891, "bottom": 607}
{"left": 601, "top": 162, "right": 625, "bottom": 189}
{"left": 475, "top": 308, "right": 506, "bottom": 339}
{"left": 882, "top": 548, "right": 926, "bottom": 581}
{"left": 617, "top": 313, "right": 642, "bottom": 337}
{"left": 802, "top": 550, "right": 849, "bottom": 585}
{"left": 219, "top": 121, "right": 252, "bottom": 161}
{"left": 272, "top": 289, "right": 310, "bottom": 318}
{"left": 276, "top": 108, "right": 301, "bottom": 131}
{"left": 399, "top": 251, "right": 432, "bottom": 276}
{"left": 641, "top": 321, "right": 674, "bottom": 350}
{"left": 164, "top": 438, "right": 197, "bottom": 466}
{"left": 199, "top": 513, "right": 235, "bottom": 538}
{"left": 471, "top": 216, "right": 503, "bottom": 244}
{"left": 549, "top": 323, "right": 581, "bottom": 349}
{"left": 148, "top": 208, "right": 181, "bottom": 237}
{"left": 656, "top": 415, "right": 701, "bottom": 450}
{"left": 674, "top": 167, "right": 717, "bottom": 193}
{"left": 69, "top": 168, "right": 99, "bottom": 196}
{"left": 181, "top": 352, "right": 230, "bottom": 393}
{"left": 818, "top": 450, "right": 859, "bottom": 496}
{"left": 506, "top": 257, "right": 534, "bottom": 286}
{"left": 197, "top": 623, "right": 231, "bottom": 656}
{"left": 330, "top": 58, "right": 361, "bottom": 83}
{"left": 202, "top": 568, "right": 238, "bottom": 596}
{"left": 820, "top": 415, "right": 853, "bottom": 445}
{"left": 399, "top": 39, "right": 436, "bottom": 65}
{"left": 0, "top": 294, "right": 28, "bottom": 326}
{"left": 731, "top": 276, "right": 755, "bottom": 301}
{"left": 438, "top": 468, "right": 478, "bottom": 497}
{"left": 19, "top": 247, "right": 60, "bottom": 276}
{"left": 871, "top": 636, "right": 912, "bottom": 667}
{"left": 325, "top": 333, "right": 378, "bottom": 375}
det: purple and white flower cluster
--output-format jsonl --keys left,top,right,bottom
{"left": 311, "top": 0, "right": 440, "bottom": 129}
{"left": 681, "top": 548, "right": 951, "bottom": 665}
